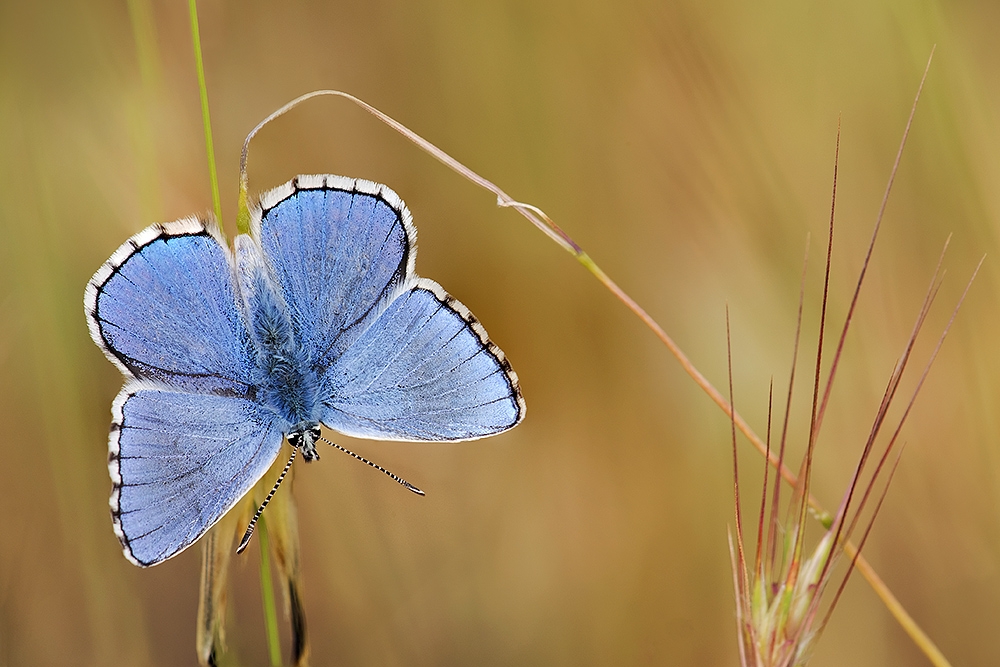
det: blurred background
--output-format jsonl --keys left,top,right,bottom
{"left": 2, "top": 0, "right": 999, "bottom": 665}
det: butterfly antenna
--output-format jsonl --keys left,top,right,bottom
{"left": 318, "top": 436, "right": 425, "bottom": 496}
{"left": 237, "top": 446, "right": 298, "bottom": 554}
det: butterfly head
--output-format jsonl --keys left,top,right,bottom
{"left": 287, "top": 423, "right": 322, "bottom": 462}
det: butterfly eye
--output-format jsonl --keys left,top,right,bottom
{"left": 284, "top": 426, "right": 317, "bottom": 461}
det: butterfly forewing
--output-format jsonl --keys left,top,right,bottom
{"left": 85, "top": 218, "right": 256, "bottom": 396}
{"left": 255, "top": 175, "right": 413, "bottom": 375}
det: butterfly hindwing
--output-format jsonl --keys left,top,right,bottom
{"left": 321, "top": 279, "right": 525, "bottom": 441}
{"left": 110, "top": 382, "right": 285, "bottom": 566}
{"left": 85, "top": 218, "right": 256, "bottom": 396}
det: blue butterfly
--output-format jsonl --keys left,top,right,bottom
{"left": 85, "top": 174, "right": 525, "bottom": 567}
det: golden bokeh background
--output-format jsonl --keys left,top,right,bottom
{"left": 2, "top": 1, "right": 999, "bottom": 665}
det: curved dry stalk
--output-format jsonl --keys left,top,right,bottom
{"left": 236, "top": 61, "right": 951, "bottom": 663}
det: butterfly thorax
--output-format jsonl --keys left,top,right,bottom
{"left": 236, "top": 235, "right": 322, "bottom": 449}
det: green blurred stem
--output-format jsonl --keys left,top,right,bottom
{"left": 125, "top": 0, "right": 163, "bottom": 222}
{"left": 258, "top": 518, "right": 283, "bottom": 667}
{"left": 188, "top": 0, "right": 224, "bottom": 234}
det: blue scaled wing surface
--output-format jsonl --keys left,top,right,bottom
{"left": 254, "top": 175, "right": 525, "bottom": 441}
{"left": 85, "top": 218, "right": 283, "bottom": 565}
{"left": 109, "top": 384, "right": 284, "bottom": 566}
{"left": 85, "top": 218, "right": 255, "bottom": 396}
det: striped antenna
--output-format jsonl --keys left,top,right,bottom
{"left": 319, "top": 436, "right": 425, "bottom": 496}
{"left": 237, "top": 446, "right": 298, "bottom": 554}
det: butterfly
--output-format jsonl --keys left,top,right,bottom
{"left": 85, "top": 174, "right": 525, "bottom": 567}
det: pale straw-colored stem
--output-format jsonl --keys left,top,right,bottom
{"left": 239, "top": 88, "right": 953, "bottom": 667}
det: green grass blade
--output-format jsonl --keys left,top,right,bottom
{"left": 188, "top": 0, "right": 224, "bottom": 235}
{"left": 258, "top": 518, "right": 283, "bottom": 667}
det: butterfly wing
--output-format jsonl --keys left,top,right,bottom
{"left": 254, "top": 175, "right": 523, "bottom": 441}
{"left": 321, "top": 279, "right": 524, "bottom": 441}
{"left": 86, "top": 218, "right": 276, "bottom": 565}
{"left": 110, "top": 382, "right": 285, "bottom": 566}
{"left": 254, "top": 175, "right": 413, "bottom": 374}
{"left": 85, "top": 217, "right": 255, "bottom": 396}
